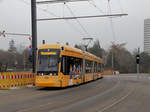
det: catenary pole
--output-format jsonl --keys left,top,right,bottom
{"left": 31, "top": 0, "right": 37, "bottom": 73}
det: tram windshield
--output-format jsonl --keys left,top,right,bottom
{"left": 37, "top": 49, "right": 60, "bottom": 75}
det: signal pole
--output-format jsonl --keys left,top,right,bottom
{"left": 31, "top": 0, "right": 37, "bottom": 73}
{"left": 136, "top": 48, "right": 140, "bottom": 79}
{"left": 112, "top": 51, "right": 114, "bottom": 73}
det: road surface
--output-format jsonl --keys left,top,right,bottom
{"left": 0, "top": 74, "right": 150, "bottom": 112}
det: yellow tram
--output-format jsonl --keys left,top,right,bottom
{"left": 35, "top": 44, "right": 104, "bottom": 87}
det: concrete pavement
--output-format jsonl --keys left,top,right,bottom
{"left": 0, "top": 74, "right": 150, "bottom": 112}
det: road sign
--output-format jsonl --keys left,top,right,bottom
{"left": 29, "top": 37, "right": 32, "bottom": 41}
{"left": 0, "top": 30, "right": 6, "bottom": 37}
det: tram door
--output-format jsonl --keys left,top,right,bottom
{"left": 61, "top": 56, "right": 82, "bottom": 85}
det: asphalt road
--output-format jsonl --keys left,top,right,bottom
{"left": 0, "top": 74, "right": 150, "bottom": 112}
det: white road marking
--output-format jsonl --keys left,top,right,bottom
{"left": 0, "top": 90, "right": 9, "bottom": 94}
{"left": 17, "top": 102, "right": 52, "bottom": 112}
{"left": 39, "top": 102, "right": 52, "bottom": 107}
{"left": 104, "top": 75, "right": 147, "bottom": 78}
{"left": 97, "top": 89, "right": 133, "bottom": 112}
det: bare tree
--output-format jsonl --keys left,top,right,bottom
{"left": 105, "top": 43, "right": 135, "bottom": 73}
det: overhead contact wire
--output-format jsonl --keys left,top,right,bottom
{"left": 65, "top": 3, "right": 92, "bottom": 38}
{"left": 117, "top": 0, "right": 124, "bottom": 14}
{"left": 21, "top": 0, "right": 59, "bottom": 17}
{"left": 88, "top": 0, "right": 105, "bottom": 14}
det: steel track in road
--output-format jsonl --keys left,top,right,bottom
{"left": 51, "top": 78, "right": 133, "bottom": 112}
{"left": 1, "top": 74, "right": 150, "bottom": 112}
{"left": 16, "top": 79, "right": 118, "bottom": 112}
{"left": 97, "top": 86, "right": 134, "bottom": 112}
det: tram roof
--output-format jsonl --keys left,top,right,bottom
{"left": 39, "top": 44, "right": 104, "bottom": 63}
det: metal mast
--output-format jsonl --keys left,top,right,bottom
{"left": 31, "top": 0, "right": 37, "bottom": 73}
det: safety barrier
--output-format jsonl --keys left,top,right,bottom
{"left": 0, "top": 72, "right": 35, "bottom": 90}
{"left": 104, "top": 70, "right": 114, "bottom": 75}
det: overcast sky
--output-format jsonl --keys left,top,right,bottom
{"left": 0, "top": 0, "right": 150, "bottom": 51}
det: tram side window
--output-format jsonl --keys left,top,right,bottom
{"left": 98, "top": 63, "right": 101, "bottom": 72}
{"left": 97, "top": 62, "right": 98, "bottom": 72}
{"left": 102, "top": 64, "right": 104, "bottom": 72}
{"left": 72, "top": 58, "right": 82, "bottom": 76}
{"left": 100, "top": 63, "right": 102, "bottom": 72}
{"left": 61, "top": 56, "right": 70, "bottom": 75}
{"left": 97, "top": 63, "right": 99, "bottom": 72}
{"left": 96, "top": 62, "right": 98, "bottom": 72}
{"left": 85, "top": 60, "right": 92, "bottom": 73}
{"left": 61, "top": 56, "right": 82, "bottom": 75}
{"left": 94, "top": 62, "right": 97, "bottom": 73}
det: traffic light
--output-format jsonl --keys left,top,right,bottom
{"left": 136, "top": 54, "right": 140, "bottom": 64}
{"left": 28, "top": 55, "right": 32, "bottom": 62}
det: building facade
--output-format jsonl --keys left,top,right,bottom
{"left": 144, "top": 19, "right": 150, "bottom": 55}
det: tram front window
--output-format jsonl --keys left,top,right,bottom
{"left": 37, "top": 49, "right": 60, "bottom": 75}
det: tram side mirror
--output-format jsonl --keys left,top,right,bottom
{"left": 61, "top": 46, "right": 64, "bottom": 51}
